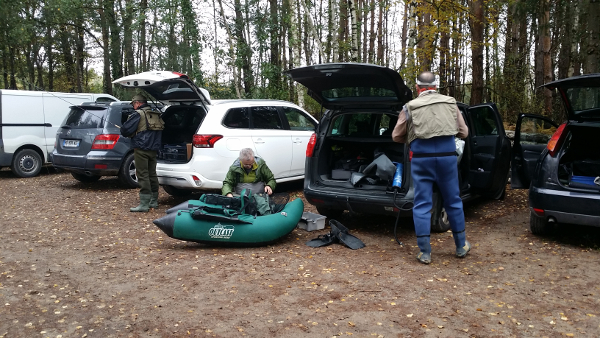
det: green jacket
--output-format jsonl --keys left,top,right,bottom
{"left": 222, "top": 156, "right": 276, "bottom": 196}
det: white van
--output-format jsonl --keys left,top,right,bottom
{"left": 0, "top": 90, "right": 118, "bottom": 177}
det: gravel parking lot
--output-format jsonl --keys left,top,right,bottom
{"left": 1, "top": 168, "right": 599, "bottom": 337}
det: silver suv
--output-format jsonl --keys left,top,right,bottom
{"left": 52, "top": 101, "right": 139, "bottom": 188}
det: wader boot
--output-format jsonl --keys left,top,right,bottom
{"left": 130, "top": 193, "right": 151, "bottom": 212}
{"left": 416, "top": 236, "right": 432, "bottom": 264}
{"left": 452, "top": 230, "right": 471, "bottom": 258}
{"left": 149, "top": 191, "right": 159, "bottom": 209}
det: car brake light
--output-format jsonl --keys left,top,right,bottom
{"left": 546, "top": 123, "right": 566, "bottom": 157}
{"left": 193, "top": 135, "right": 223, "bottom": 148}
{"left": 533, "top": 208, "right": 545, "bottom": 216}
{"left": 306, "top": 133, "right": 317, "bottom": 157}
{"left": 91, "top": 134, "right": 120, "bottom": 150}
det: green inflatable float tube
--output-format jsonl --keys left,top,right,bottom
{"left": 153, "top": 197, "right": 304, "bottom": 245}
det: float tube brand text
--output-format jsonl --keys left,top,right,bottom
{"left": 208, "top": 224, "right": 235, "bottom": 239}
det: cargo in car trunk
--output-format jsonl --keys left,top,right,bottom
{"left": 558, "top": 125, "right": 600, "bottom": 189}
{"left": 317, "top": 136, "right": 405, "bottom": 190}
{"left": 158, "top": 105, "right": 206, "bottom": 164}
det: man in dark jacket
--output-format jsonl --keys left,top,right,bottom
{"left": 121, "top": 94, "right": 164, "bottom": 212}
{"left": 222, "top": 148, "right": 276, "bottom": 197}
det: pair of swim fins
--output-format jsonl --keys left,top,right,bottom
{"left": 306, "top": 219, "right": 365, "bottom": 250}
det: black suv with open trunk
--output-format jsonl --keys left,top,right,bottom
{"left": 286, "top": 63, "right": 511, "bottom": 232}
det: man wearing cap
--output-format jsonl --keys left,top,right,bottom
{"left": 391, "top": 71, "right": 470, "bottom": 264}
{"left": 121, "top": 94, "right": 165, "bottom": 212}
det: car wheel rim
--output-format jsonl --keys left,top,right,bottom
{"left": 129, "top": 160, "right": 137, "bottom": 183}
{"left": 441, "top": 208, "right": 448, "bottom": 225}
{"left": 20, "top": 155, "right": 38, "bottom": 172}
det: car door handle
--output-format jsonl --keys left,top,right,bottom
{"left": 254, "top": 139, "right": 265, "bottom": 144}
{"left": 293, "top": 138, "right": 303, "bottom": 144}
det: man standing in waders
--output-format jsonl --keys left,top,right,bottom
{"left": 121, "top": 94, "right": 164, "bottom": 212}
{"left": 392, "top": 71, "right": 470, "bottom": 264}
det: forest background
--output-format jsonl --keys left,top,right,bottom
{"left": 1, "top": 0, "right": 599, "bottom": 123}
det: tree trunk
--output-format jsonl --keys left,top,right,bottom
{"left": 217, "top": 0, "right": 242, "bottom": 98}
{"left": 469, "top": 0, "right": 484, "bottom": 105}
{"left": 439, "top": 22, "right": 449, "bottom": 95}
{"left": 348, "top": 0, "right": 359, "bottom": 62}
{"left": 557, "top": 0, "right": 572, "bottom": 79}
{"left": 338, "top": 0, "right": 348, "bottom": 61}
{"left": 303, "top": 0, "right": 324, "bottom": 62}
{"left": 234, "top": 0, "right": 254, "bottom": 96}
{"left": 399, "top": 1, "right": 407, "bottom": 69}
{"left": 286, "top": 0, "right": 304, "bottom": 107}
{"left": 75, "top": 14, "right": 85, "bottom": 92}
{"left": 46, "top": 18, "right": 54, "bottom": 91}
{"left": 58, "top": 26, "right": 77, "bottom": 92}
{"left": 139, "top": 0, "right": 147, "bottom": 71}
{"left": 541, "top": 0, "right": 553, "bottom": 113}
{"left": 122, "top": 0, "right": 135, "bottom": 75}
{"left": 584, "top": 0, "right": 600, "bottom": 73}
{"left": 368, "top": 0, "right": 376, "bottom": 63}
{"left": 107, "top": 0, "right": 122, "bottom": 81}
{"left": 98, "top": 4, "right": 112, "bottom": 94}
{"left": 376, "top": 0, "right": 383, "bottom": 64}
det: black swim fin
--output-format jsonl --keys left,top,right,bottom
{"left": 306, "top": 233, "right": 338, "bottom": 247}
{"left": 330, "top": 219, "right": 365, "bottom": 250}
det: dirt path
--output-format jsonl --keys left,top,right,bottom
{"left": 1, "top": 169, "right": 599, "bottom": 337}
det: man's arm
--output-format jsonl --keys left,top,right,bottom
{"left": 262, "top": 163, "right": 276, "bottom": 192}
{"left": 221, "top": 168, "right": 236, "bottom": 196}
{"left": 391, "top": 108, "right": 408, "bottom": 143}
{"left": 120, "top": 112, "right": 140, "bottom": 138}
{"left": 456, "top": 107, "right": 469, "bottom": 139}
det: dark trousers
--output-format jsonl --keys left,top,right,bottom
{"left": 134, "top": 149, "right": 159, "bottom": 195}
{"left": 410, "top": 137, "right": 466, "bottom": 253}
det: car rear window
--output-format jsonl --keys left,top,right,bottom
{"left": 329, "top": 113, "right": 393, "bottom": 137}
{"left": 566, "top": 87, "right": 600, "bottom": 117}
{"left": 322, "top": 87, "right": 397, "bottom": 99}
{"left": 62, "top": 107, "right": 107, "bottom": 128}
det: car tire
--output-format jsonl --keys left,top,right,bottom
{"left": 529, "top": 211, "right": 550, "bottom": 235}
{"left": 11, "top": 149, "right": 42, "bottom": 178}
{"left": 430, "top": 193, "right": 451, "bottom": 233}
{"left": 71, "top": 172, "right": 102, "bottom": 182}
{"left": 163, "top": 185, "right": 193, "bottom": 197}
{"left": 118, "top": 153, "right": 138, "bottom": 189}
{"left": 316, "top": 206, "right": 344, "bottom": 220}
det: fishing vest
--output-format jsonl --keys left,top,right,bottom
{"left": 406, "top": 92, "right": 458, "bottom": 144}
{"left": 135, "top": 106, "right": 165, "bottom": 134}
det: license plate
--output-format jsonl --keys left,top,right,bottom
{"left": 63, "top": 139, "right": 80, "bottom": 148}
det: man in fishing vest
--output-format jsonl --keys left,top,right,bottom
{"left": 121, "top": 94, "right": 164, "bottom": 212}
{"left": 222, "top": 148, "right": 276, "bottom": 198}
{"left": 392, "top": 71, "right": 470, "bottom": 264}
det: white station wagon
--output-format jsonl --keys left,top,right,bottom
{"left": 113, "top": 71, "right": 318, "bottom": 196}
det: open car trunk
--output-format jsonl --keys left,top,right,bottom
{"left": 158, "top": 105, "right": 207, "bottom": 164}
{"left": 558, "top": 124, "right": 600, "bottom": 190}
{"left": 316, "top": 136, "right": 406, "bottom": 191}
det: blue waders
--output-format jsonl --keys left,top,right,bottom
{"left": 410, "top": 136, "right": 466, "bottom": 256}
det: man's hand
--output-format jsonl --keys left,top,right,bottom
{"left": 265, "top": 186, "right": 273, "bottom": 195}
{"left": 226, "top": 193, "right": 233, "bottom": 197}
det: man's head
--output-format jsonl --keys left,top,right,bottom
{"left": 239, "top": 148, "right": 255, "bottom": 169}
{"left": 131, "top": 94, "right": 147, "bottom": 109}
{"left": 415, "top": 71, "right": 437, "bottom": 94}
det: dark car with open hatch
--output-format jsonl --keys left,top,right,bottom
{"left": 511, "top": 73, "right": 600, "bottom": 235}
{"left": 285, "top": 63, "right": 511, "bottom": 232}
